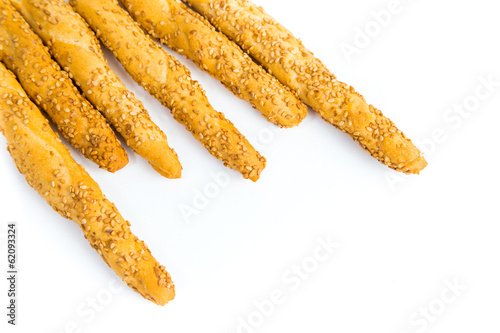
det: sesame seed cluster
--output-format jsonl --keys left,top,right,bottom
{"left": 119, "top": 0, "right": 307, "bottom": 128}
{"left": 0, "top": 0, "right": 429, "bottom": 308}
{"left": 15, "top": 0, "right": 182, "bottom": 178}
{"left": 70, "top": 0, "right": 266, "bottom": 181}
{"left": 185, "top": 0, "right": 428, "bottom": 174}
{"left": 0, "top": 0, "right": 128, "bottom": 172}
{"left": 0, "top": 62, "right": 175, "bottom": 305}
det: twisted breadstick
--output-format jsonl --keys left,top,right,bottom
{"left": 0, "top": 61, "right": 174, "bottom": 305}
{"left": 12, "top": 0, "right": 182, "bottom": 178}
{"left": 70, "top": 0, "right": 266, "bottom": 181}
{"left": 185, "top": 0, "right": 427, "bottom": 174}
{"left": 0, "top": 0, "right": 128, "bottom": 172}
{"left": 119, "top": 0, "right": 307, "bottom": 128}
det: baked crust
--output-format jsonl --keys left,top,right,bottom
{"left": 70, "top": 0, "right": 266, "bottom": 181}
{"left": 0, "top": 62, "right": 175, "bottom": 305}
{"left": 120, "top": 0, "right": 307, "bottom": 128}
{"left": 13, "top": 0, "right": 182, "bottom": 178}
{"left": 0, "top": 0, "right": 128, "bottom": 172}
{"left": 185, "top": 0, "right": 428, "bottom": 174}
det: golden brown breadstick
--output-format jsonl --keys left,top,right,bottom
{"left": 70, "top": 0, "right": 266, "bottom": 181}
{"left": 0, "top": 1, "right": 128, "bottom": 172}
{"left": 185, "top": 0, "right": 427, "bottom": 174}
{"left": 0, "top": 61, "right": 174, "bottom": 305}
{"left": 12, "top": 0, "right": 182, "bottom": 178}
{"left": 119, "top": 0, "right": 307, "bottom": 128}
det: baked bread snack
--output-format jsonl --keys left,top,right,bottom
{"left": 12, "top": 0, "right": 182, "bottom": 178}
{"left": 185, "top": 0, "right": 427, "bottom": 174}
{"left": 0, "top": 1, "right": 128, "bottom": 172}
{"left": 0, "top": 61, "right": 175, "bottom": 305}
{"left": 70, "top": 0, "right": 266, "bottom": 181}
{"left": 119, "top": 0, "right": 307, "bottom": 128}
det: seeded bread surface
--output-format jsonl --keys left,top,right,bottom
{"left": 120, "top": 0, "right": 307, "bottom": 128}
{"left": 0, "top": 0, "right": 128, "bottom": 172}
{"left": 70, "top": 0, "right": 266, "bottom": 181}
{"left": 0, "top": 62, "right": 175, "bottom": 305}
{"left": 13, "top": 0, "right": 183, "bottom": 178}
{"left": 185, "top": 0, "right": 428, "bottom": 174}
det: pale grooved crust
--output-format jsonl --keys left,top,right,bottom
{"left": 70, "top": 0, "right": 266, "bottom": 181}
{"left": 0, "top": 62, "right": 174, "bottom": 305}
{"left": 0, "top": 0, "right": 128, "bottom": 172}
{"left": 13, "top": 0, "right": 182, "bottom": 178}
{"left": 185, "top": 0, "right": 428, "bottom": 174}
{"left": 119, "top": 0, "right": 307, "bottom": 128}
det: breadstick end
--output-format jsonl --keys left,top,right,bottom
{"left": 404, "top": 154, "right": 428, "bottom": 175}
{"left": 154, "top": 289, "right": 175, "bottom": 306}
{"left": 103, "top": 150, "right": 129, "bottom": 173}
{"left": 147, "top": 283, "right": 175, "bottom": 306}
{"left": 274, "top": 102, "right": 308, "bottom": 128}
{"left": 247, "top": 160, "right": 266, "bottom": 182}
{"left": 150, "top": 161, "right": 182, "bottom": 179}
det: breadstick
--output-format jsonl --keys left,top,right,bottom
{"left": 119, "top": 0, "right": 307, "bottom": 128}
{"left": 70, "top": 0, "right": 266, "bottom": 181}
{"left": 0, "top": 1, "right": 128, "bottom": 172}
{"left": 0, "top": 61, "right": 175, "bottom": 305}
{"left": 12, "top": 0, "right": 182, "bottom": 178}
{"left": 185, "top": 0, "right": 427, "bottom": 174}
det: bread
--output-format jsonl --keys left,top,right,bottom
{"left": 12, "top": 0, "right": 182, "bottom": 178}
{"left": 0, "top": 61, "right": 175, "bottom": 305}
{"left": 185, "top": 0, "right": 428, "bottom": 174}
{"left": 70, "top": 0, "right": 266, "bottom": 181}
{"left": 119, "top": 0, "right": 307, "bottom": 128}
{"left": 0, "top": 0, "right": 128, "bottom": 172}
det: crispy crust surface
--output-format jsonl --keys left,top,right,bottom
{"left": 0, "top": 61, "right": 175, "bottom": 305}
{"left": 185, "top": 0, "right": 428, "bottom": 174}
{"left": 70, "top": 0, "right": 266, "bottom": 181}
{"left": 120, "top": 0, "right": 307, "bottom": 128}
{"left": 13, "top": 0, "right": 182, "bottom": 178}
{"left": 0, "top": 0, "right": 128, "bottom": 172}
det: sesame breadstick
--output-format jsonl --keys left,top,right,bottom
{"left": 118, "top": 0, "right": 307, "bottom": 128}
{"left": 185, "top": 0, "right": 427, "bottom": 174}
{"left": 70, "top": 0, "right": 266, "bottom": 181}
{"left": 12, "top": 0, "right": 182, "bottom": 178}
{"left": 0, "top": 61, "right": 175, "bottom": 305}
{"left": 0, "top": 1, "right": 128, "bottom": 172}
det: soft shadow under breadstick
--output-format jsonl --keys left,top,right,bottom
{"left": 0, "top": 61, "right": 174, "bottom": 305}
{"left": 70, "top": 0, "right": 265, "bottom": 181}
{"left": 12, "top": 0, "right": 182, "bottom": 178}
{"left": 185, "top": 0, "right": 427, "bottom": 174}
{"left": 119, "top": 0, "right": 307, "bottom": 128}
{"left": 0, "top": 0, "right": 128, "bottom": 172}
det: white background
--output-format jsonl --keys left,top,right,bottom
{"left": 1, "top": 0, "right": 499, "bottom": 332}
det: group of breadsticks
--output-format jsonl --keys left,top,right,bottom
{"left": 0, "top": 0, "right": 427, "bottom": 305}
